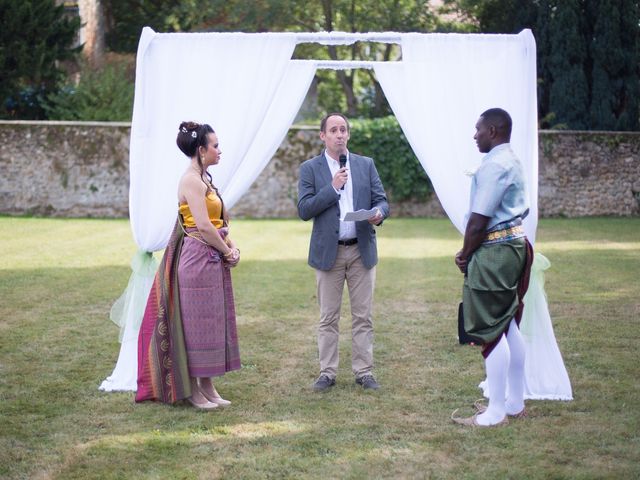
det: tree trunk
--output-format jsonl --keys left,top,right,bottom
{"left": 322, "top": 0, "right": 358, "bottom": 116}
{"left": 78, "top": 0, "right": 105, "bottom": 67}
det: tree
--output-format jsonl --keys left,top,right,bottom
{"left": 102, "top": 0, "right": 439, "bottom": 118}
{"left": 78, "top": 0, "right": 106, "bottom": 67}
{"left": 103, "top": 0, "right": 214, "bottom": 52}
{"left": 440, "top": 0, "right": 537, "bottom": 33}
{"left": 442, "top": 0, "right": 640, "bottom": 131}
{"left": 547, "top": 0, "right": 590, "bottom": 129}
{"left": 588, "top": 0, "right": 639, "bottom": 131}
{"left": 43, "top": 59, "right": 134, "bottom": 121}
{"left": 0, "top": 0, "right": 80, "bottom": 119}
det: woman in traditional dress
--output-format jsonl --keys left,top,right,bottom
{"left": 136, "top": 121, "right": 241, "bottom": 409}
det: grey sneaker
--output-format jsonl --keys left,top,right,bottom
{"left": 355, "top": 374, "right": 379, "bottom": 390}
{"left": 313, "top": 375, "right": 336, "bottom": 391}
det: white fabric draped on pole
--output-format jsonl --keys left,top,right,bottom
{"left": 374, "top": 30, "right": 571, "bottom": 399}
{"left": 129, "top": 28, "right": 315, "bottom": 252}
{"left": 100, "top": 28, "right": 316, "bottom": 391}
{"left": 101, "top": 28, "right": 571, "bottom": 401}
{"left": 374, "top": 31, "right": 539, "bottom": 240}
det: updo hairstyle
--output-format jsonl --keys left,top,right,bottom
{"left": 176, "top": 121, "right": 216, "bottom": 186}
{"left": 176, "top": 121, "right": 215, "bottom": 158}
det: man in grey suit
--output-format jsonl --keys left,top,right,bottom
{"left": 298, "top": 113, "right": 389, "bottom": 391}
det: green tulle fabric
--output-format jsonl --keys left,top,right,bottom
{"left": 109, "top": 249, "right": 159, "bottom": 342}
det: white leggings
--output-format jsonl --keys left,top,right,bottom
{"left": 479, "top": 318, "right": 526, "bottom": 425}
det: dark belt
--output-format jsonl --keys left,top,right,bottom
{"left": 338, "top": 238, "right": 358, "bottom": 246}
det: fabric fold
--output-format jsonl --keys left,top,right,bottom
{"left": 479, "top": 253, "right": 573, "bottom": 400}
{"left": 136, "top": 218, "right": 191, "bottom": 403}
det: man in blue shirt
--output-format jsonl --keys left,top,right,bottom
{"left": 452, "top": 108, "right": 533, "bottom": 427}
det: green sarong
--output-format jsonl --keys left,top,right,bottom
{"left": 462, "top": 238, "right": 527, "bottom": 345}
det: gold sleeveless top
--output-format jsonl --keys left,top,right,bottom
{"left": 179, "top": 190, "right": 224, "bottom": 229}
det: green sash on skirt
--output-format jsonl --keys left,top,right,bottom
{"left": 462, "top": 238, "right": 528, "bottom": 346}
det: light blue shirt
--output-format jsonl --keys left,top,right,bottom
{"left": 468, "top": 143, "right": 529, "bottom": 230}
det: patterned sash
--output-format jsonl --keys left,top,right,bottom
{"left": 136, "top": 217, "right": 191, "bottom": 403}
{"left": 483, "top": 218, "right": 525, "bottom": 245}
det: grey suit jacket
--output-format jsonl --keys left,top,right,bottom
{"left": 297, "top": 152, "right": 390, "bottom": 271}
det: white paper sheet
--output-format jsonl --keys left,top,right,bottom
{"left": 343, "top": 208, "right": 378, "bottom": 221}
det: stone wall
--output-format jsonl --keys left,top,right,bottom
{"left": 538, "top": 131, "right": 640, "bottom": 217}
{"left": 0, "top": 121, "right": 130, "bottom": 217}
{"left": 1, "top": 121, "right": 638, "bottom": 218}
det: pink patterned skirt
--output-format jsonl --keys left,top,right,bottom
{"left": 178, "top": 229, "right": 241, "bottom": 377}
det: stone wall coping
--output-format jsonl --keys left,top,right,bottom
{"left": 2, "top": 120, "right": 638, "bottom": 138}
{"left": 0, "top": 120, "right": 131, "bottom": 127}
{"left": 538, "top": 129, "right": 640, "bottom": 136}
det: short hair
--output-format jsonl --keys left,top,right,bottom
{"left": 480, "top": 108, "right": 512, "bottom": 139}
{"left": 320, "top": 112, "right": 350, "bottom": 132}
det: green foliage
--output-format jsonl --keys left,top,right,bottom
{"left": 349, "top": 116, "right": 432, "bottom": 201}
{"left": 588, "top": 0, "right": 640, "bottom": 131}
{"left": 444, "top": 0, "right": 640, "bottom": 131}
{"left": 104, "top": 0, "right": 211, "bottom": 52}
{"left": 43, "top": 61, "right": 134, "bottom": 121}
{"left": 0, "top": 0, "right": 80, "bottom": 119}
{"left": 547, "top": 0, "right": 590, "bottom": 130}
{"left": 103, "top": 0, "right": 441, "bottom": 119}
{"left": 440, "top": 0, "right": 537, "bottom": 33}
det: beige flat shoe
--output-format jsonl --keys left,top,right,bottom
{"left": 451, "top": 408, "right": 509, "bottom": 427}
{"left": 187, "top": 397, "right": 219, "bottom": 410}
{"left": 473, "top": 399, "right": 527, "bottom": 418}
{"left": 201, "top": 390, "right": 231, "bottom": 407}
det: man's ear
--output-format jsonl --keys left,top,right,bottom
{"left": 488, "top": 125, "right": 497, "bottom": 138}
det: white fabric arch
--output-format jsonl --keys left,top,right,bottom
{"left": 375, "top": 30, "right": 539, "bottom": 241}
{"left": 101, "top": 29, "right": 571, "bottom": 401}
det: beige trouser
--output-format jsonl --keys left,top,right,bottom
{"left": 315, "top": 244, "right": 376, "bottom": 379}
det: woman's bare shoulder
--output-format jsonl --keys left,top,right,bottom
{"left": 178, "top": 170, "right": 205, "bottom": 202}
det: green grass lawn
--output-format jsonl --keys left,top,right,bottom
{"left": 1, "top": 217, "right": 638, "bottom": 479}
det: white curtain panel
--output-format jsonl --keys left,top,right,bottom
{"left": 375, "top": 30, "right": 570, "bottom": 400}
{"left": 129, "top": 28, "right": 305, "bottom": 252}
{"left": 101, "top": 29, "right": 315, "bottom": 391}
{"left": 223, "top": 60, "right": 317, "bottom": 207}
{"left": 374, "top": 30, "right": 539, "bottom": 242}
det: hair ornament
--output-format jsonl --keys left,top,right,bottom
{"left": 180, "top": 126, "right": 188, "bottom": 133}
{"left": 191, "top": 131, "right": 197, "bottom": 138}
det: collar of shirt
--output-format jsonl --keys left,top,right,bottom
{"left": 484, "top": 142, "right": 512, "bottom": 161}
{"left": 324, "top": 150, "right": 348, "bottom": 168}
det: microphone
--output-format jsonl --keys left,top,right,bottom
{"left": 339, "top": 154, "right": 347, "bottom": 190}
